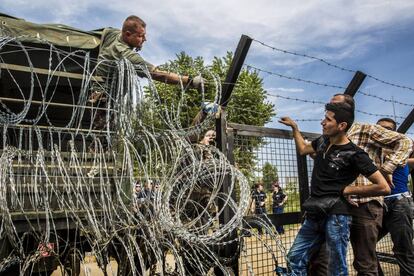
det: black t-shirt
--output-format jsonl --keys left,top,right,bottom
{"left": 272, "top": 191, "right": 286, "bottom": 207}
{"left": 252, "top": 190, "right": 267, "bottom": 214}
{"left": 310, "top": 136, "right": 378, "bottom": 215}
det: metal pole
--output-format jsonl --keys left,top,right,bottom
{"left": 214, "top": 34, "right": 252, "bottom": 276}
{"left": 397, "top": 108, "right": 414, "bottom": 134}
{"left": 344, "top": 71, "right": 367, "bottom": 97}
{"left": 219, "top": 35, "right": 253, "bottom": 107}
{"left": 296, "top": 153, "right": 310, "bottom": 216}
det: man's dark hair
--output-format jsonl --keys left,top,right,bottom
{"left": 377, "top": 118, "right": 397, "bottom": 131}
{"left": 255, "top": 183, "right": 263, "bottom": 189}
{"left": 325, "top": 102, "right": 355, "bottom": 131}
{"left": 273, "top": 183, "right": 283, "bottom": 192}
{"left": 123, "top": 15, "right": 146, "bottom": 33}
{"left": 333, "top": 93, "right": 355, "bottom": 111}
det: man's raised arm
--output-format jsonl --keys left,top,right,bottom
{"left": 279, "top": 117, "right": 315, "bottom": 155}
{"left": 150, "top": 69, "right": 204, "bottom": 90}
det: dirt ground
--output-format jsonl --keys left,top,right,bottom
{"left": 51, "top": 255, "right": 118, "bottom": 276}
{"left": 239, "top": 224, "right": 399, "bottom": 275}
{"left": 51, "top": 226, "right": 399, "bottom": 275}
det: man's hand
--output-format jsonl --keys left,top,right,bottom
{"left": 88, "top": 91, "right": 107, "bottom": 104}
{"left": 344, "top": 195, "right": 359, "bottom": 207}
{"left": 202, "top": 101, "right": 219, "bottom": 114}
{"left": 342, "top": 186, "right": 359, "bottom": 207}
{"left": 190, "top": 75, "right": 206, "bottom": 90}
{"left": 279, "top": 117, "right": 298, "bottom": 129}
{"left": 202, "top": 101, "right": 221, "bottom": 119}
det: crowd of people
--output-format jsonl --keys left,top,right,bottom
{"left": 249, "top": 94, "right": 414, "bottom": 275}
{"left": 280, "top": 94, "right": 414, "bottom": 276}
{"left": 95, "top": 14, "right": 414, "bottom": 275}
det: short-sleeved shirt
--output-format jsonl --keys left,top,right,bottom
{"left": 390, "top": 165, "right": 409, "bottom": 195}
{"left": 252, "top": 190, "right": 267, "bottom": 214}
{"left": 272, "top": 191, "right": 286, "bottom": 208}
{"left": 347, "top": 122, "right": 413, "bottom": 204}
{"left": 97, "top": 28, "right": 155, "bottom": 78}
{"left": 310, "top": 136, "right": 378, "bottom": 215}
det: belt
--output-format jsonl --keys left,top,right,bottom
{"left": 384, "top": 191, "right": 411, "bottom": 202}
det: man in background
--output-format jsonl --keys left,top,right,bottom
{"left": 272, "top": 182, "right": 288, "bottom": 234}
{"left": 376, "top": 118, "right": 414, "bottom": 276}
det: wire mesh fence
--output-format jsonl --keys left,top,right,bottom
{"left": 229, "top": 123, "right": 407, "bottom": 275}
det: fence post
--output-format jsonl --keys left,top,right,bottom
{"left": 219, "top": 34, "right": 253, "bottom": 107}
{"left": 296, "top": 153, "right": 309, "bottom": 215}
{"left": 397, "top": 108, "right": 414, "bottom": 134}
{"left": 215, "top": 34, "right": 252, "bottom": 276}
{"left": 344, "top": 71, "right": 366, "bottom": 96}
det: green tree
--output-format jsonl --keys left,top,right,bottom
{"left": 142, "top": 51, "right": 274, "bottom": 129}
{"left": 138, "top": 51, "right": 275, "bottom": 182}
{"left": 285, "top": 179, "right": 300, "bottom": 212}
{"left": 262, "top": 162, "right": 278, "bottom": 190}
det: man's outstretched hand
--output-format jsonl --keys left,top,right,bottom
{"left": 201, "top": 101, "right": 221, "bottom": 119}
{"left": 202, "top": 101, "right": 219, "bottom": 114}
{"left": 279, "top": 117, "right": 298, "bottom": 129}
{"left": 190, "top": 75, "right": 207, "bottom": 90}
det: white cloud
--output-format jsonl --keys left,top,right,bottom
{"left": 2, "top": 0, "right": 414, "bottom": 64}
{"left": 277, "top": 103, "right": 324, "bottom": 117}
{"left": 267, "top": 87, "right": 305, "bottom": 93}
{"left": 2, "top": 0, "right": 413, "bottom": 133}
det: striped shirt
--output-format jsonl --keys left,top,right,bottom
{"left": 347, "top": 122, "right": 413, "bottom": 204}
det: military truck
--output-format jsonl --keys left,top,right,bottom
{"left": 0, "top": 13, "right": 133, "bottom": 275}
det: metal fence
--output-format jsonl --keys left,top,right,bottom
{"left": 227, "top": 123, "right": 406, "bottom": 275}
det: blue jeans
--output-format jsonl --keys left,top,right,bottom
{"left": 287, "top": 214, "right": 351, "bottom": 276}
{"left": 273, "top": 206, "right": 285, "bottom": 234}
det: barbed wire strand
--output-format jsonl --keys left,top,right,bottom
{"left": 244, "top": 64, "right": 414, "bottom": 108}
{"left": 252, "top": 39, "right": 414, "bottom": 93}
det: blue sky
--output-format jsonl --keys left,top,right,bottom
{"left": 1, "top": 0, "right": 414, "bottom": 137}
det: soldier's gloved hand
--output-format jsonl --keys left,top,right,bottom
{"left": 190, "top": 75, "right": 207, "bottom": 90}
{"left": 201, "top": 101, "right": 219, "bottom": 114}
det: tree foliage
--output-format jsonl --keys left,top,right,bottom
{"left": 139, "top": 51, "right": 275, "bottom": 181}
{"left": 262, "top": 162, "right": 278, "bottom": 190}
{"left": 143, "top": 51, "right": 274, "bottom": 128}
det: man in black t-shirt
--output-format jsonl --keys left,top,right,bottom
{"left": 279, "top": 102, "right": 390, "bottom": 275}
{"left": 250, "top": 183, "right": 267, "bottom": 235}
{"left": 272, "top": 183, "right": 287, "bottom": 234}
{"left": 252, "top": 183, "right": 267, "bottom": 215}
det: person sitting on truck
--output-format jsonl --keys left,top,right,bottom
{"left": 90, "top": 15, "right": 204, "bottom": 104}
